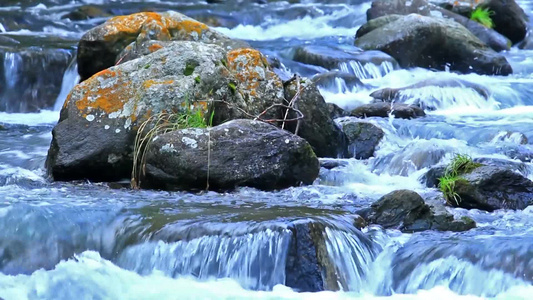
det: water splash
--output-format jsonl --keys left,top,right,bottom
{"left": 339, "top": 61, "right": 396, "bottom": 80}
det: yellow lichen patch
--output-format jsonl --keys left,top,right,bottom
{"left": 172, "top": 19, "right": 209, "bottom": 38}
{"left": 143, "top": 79, "right": 175, "bottom": 89}
{"left": 102, "top": 13, "right": 163, "bottom": 41}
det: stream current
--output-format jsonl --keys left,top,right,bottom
{"left": 0, "top": 0, "right": 532, "bottom": 299}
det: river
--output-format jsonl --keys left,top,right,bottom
{"left": 0, "top": 0, "right": 532, "bottom": 299}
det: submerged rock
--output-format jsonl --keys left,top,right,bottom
{"left": 142, "top": 119, "right": 319, "bottom": 191}
{"left": 361, "top": 190, "right": 476, "bottom": 232}
{"left": 46, "top": 42, "right": 285, "bottom": 181}
{"left": 350, "top": 102, "right": 425, "bottom": 119}
{"left": 293, "top": 45, "right": 397, "bottom": 75}
{"left": 61, "top": 5, "right": 112, "bottom": 21}
{"left": 337, "top": 118, "right": 384, "bottom": 159}
{"left": 453, "top": 166, "right": 533, "bottom": 211}
{"left": 355, "top": 14, "right": 512, "bottom": 75}
{"left": 77, "top": 11, "right": 248, "bottom": 81}
{"left": 283, "top": 78, "right": 347, "bottom": 158}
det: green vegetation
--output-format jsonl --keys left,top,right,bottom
{"left": 131, "top": 101, "right": 213, "bottom": 189}
{"left": 183, "top": 62, "right": 197, "bottom": 76}
{"left": 470, "top": 7, "right": 494, "bottom": 29}
{"left": 438, "top": 154, "right": 482, "bottom": 206}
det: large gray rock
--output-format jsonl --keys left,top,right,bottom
{"left": 142, "top": 119, "right": 319, "bottom": 191}
{"left": 337, "top": 118, "right": 384, "bottom": 159}
{"left": 350, "top": 102, "right": 425, "bottom": 119}
{"left": 361, "top": 190, "right": 476, "bottom": 232}
{"left": 283, "top": 78, "right": 347, "bottom": 158}
{"left": 365, "top": 0, "right": 510, "bottom": 52}
{"left": 355, "top": 14, "right": 512, "bottom": 75}
{"left": 77, "top": 11, "right": 248, "bottom": 81}
{"left": 46, "top": 41, "right": 285, "bottom": 181}
{"left": 479, "top": 0, "right": 528, "bottom": 44}
{"left": 454, "top": 166, "right": 533, "bottom": 211}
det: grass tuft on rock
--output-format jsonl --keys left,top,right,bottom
{"left": 131, "top": 103, "right": 213, "bottom": 189}
{"left": 470, "top": 7, "right": 494, "bottom": 29}
{"left": 438, "top": 154, "right": 482, "bottom": 206}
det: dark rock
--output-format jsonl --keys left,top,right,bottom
{"left": 356, "top": 14, "right": 402, "bottom": 38}
{"left": 285, "top": 222, "right": 339, "bottom": 292}
{"left": 454, "top": 166, "right": 533, "bottom": 211}
{"left": 319, "top": 158, "right": 350, "bottom": 170}
{"left": 326, "top": 103, "right": 350, "bottom": 119}
{"left": 143, "top": 119, "right": 319, "bottom": 191}
{"left": 479, "top": 0, "right": 528, "bottom": 44}
{"left": 338, "top": 118, "right": 384, "bottom": 159}
{"left": 350, "top": 102, "right": 425, "bottom": 119}
{"left": 364, "top": 190, "right": 476, "bottom": 232}
{"left": 293, "top": 45, "right": 397, "bottom": 74}
{"left": 355, "top": 14, "right": 512, "bottom": 75}
{"left": 423, "top": 165, "right": 446, "bottom": 188}
{"left": 284, "top": 78, "right": 347, "bottom": 158}
{"left": 61, "top": 5, "right": 111, "bottom": 21}
{"left": 77, "top": 11, "right": 248, "bottom": 81}
{"left": 365, "top": 0, "right": 511, "bottom": 52}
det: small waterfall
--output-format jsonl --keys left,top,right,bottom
{"left": 53, "top": 57, "right": 80, "bottom": 111}
{"left": 324, "top": 227, "right": 381, "bottom": 291}
{"left": 3, "top": 52, "right": 22, "bottom": 89}
{"left": 339, "top": 61, "right": 396, "bottom": 79}
{"left": 116, "top": 228, "right": 291, "bottom": 290}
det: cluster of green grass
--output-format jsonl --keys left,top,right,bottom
{"left": 131, "top": 103, "right": 213, "bottom": 189}
{"left": 470, "top": 6, "right": 494, "bottom": 29}
{"left": 438, "top": 154, "right": 482, "bottom": 206}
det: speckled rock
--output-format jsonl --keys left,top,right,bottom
{"left": 355, "top": 14, "right": 512, "bottom": 75}
{"left": 142, "top": 119, "right": 319, "bottom": 191}
{"left": 46, "top": 42, "right": 285, "bottom": 181}
{"left": 77, "top": 11, "right": 249, "bottom": 81}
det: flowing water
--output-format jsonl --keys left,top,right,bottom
{"left": 0, "top": 0, "right": 532, "bottom": 299}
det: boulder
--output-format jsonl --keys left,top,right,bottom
{"left": 479, "top": 0, "right": 528, "bottom": 44}
{"left": 142, "top": 119, "right": 319, "bottom": 191}
{"left": 365, "top": 0, "right": 510, "bottom": 52}
{"left": 356, "top": 14, "right": 402, "bottom": 38}
{"left": 361, "top": 189, "right": 476, "bottom": 232}
{"left": 283, "top": 78, "right": 347, "bottom": 158}
{"left": 293, "top": 45, "right": 397, "bottom": 71}
{"left": 46, "top": 42, "right": 285, "bottom": 181}
{"left": 337, "top": 118, "right": 384, "bottom": 159}
{"left": 350, "top": 102, "right": 425, "bottom": 119}
{"left": 77, "top": 11, "right": 248, "bottom": 81}
{"left": 453, "top": 166, "right": 533, "bottom": 211}
{"left": 355, "top": 14, "right": 512, "bottom": 75}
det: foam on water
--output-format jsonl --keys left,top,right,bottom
{"left": 3, "top": 250, "right": 530, "bottom": 300}
{"left": 215, "top": 4, "right": 369, "bottom": 41}
{"left": 0, "top": 111, "right": 59, "bottom": 125}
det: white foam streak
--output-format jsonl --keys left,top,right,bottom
{"left": 0, "top": 110, "right": 59, "bottom": 125}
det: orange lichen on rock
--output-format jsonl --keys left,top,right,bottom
{"left": 148, "top": 43, "right": 164, "bottom": 52}
{"left": 74, "top": 68, "right": 132, "bottom": 117}
{"left": 226, "top": 48, "right": 271, "bottom": 98}
{"left": 143, "top": 79, "right": 175, "bottom": 89}
{"left": 100, "top": 12, "right": 210, "bottom": 43}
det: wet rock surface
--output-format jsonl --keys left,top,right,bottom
{"left": 454, "top": 166, "right": 533, "bottom": 211}
{"left": 350, "top": 102, "right": 425, "bottom": 119}
{"left": 355, "top": 14, "right": 512, "bottom": 75}
{"left": 337, "top": 118, "right": 384, "bottom": 159}
{"left": 143, "top": 119, "right": 319, "bottom": 191}
{"left": 360, "top": 190, "right": 476, "bottom": 232}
